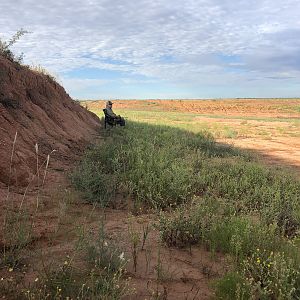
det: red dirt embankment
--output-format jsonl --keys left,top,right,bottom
{"left": 0, "top": 56, "right": 100, "bottom": 189}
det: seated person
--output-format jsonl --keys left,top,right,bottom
{"left": 105, "top": 101, "right": 125, "bottom": 126}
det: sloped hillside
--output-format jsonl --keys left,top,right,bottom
{"left": 0, "top": 56, "right": 100, "bottom": 188}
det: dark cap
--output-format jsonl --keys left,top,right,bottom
{"left": 107, "top": 100, "right": 113, "bottom": 105}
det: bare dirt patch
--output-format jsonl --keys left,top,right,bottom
{"left": 1, "top": 171, "right": 228, "bottom": 299}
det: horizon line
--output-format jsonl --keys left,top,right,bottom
{"left": 77, "top": 97, "right": 300, "bottom": 101}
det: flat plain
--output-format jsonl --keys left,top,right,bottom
{"left": 85, "top": 98, "right": 300, "bottom": 174}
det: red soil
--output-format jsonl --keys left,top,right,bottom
{"left": 83, "top": 99, "right": 300, "bottom": 118}
{"left": 0, "top": 57, "right": 100, "bottom": 189}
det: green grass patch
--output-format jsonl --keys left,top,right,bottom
{"left": 71, "top": 121, "right": 243, "bottom": 209}
{"left": 106, "top": 109, "right": 300, "bottom": 123}
{"left": 92, "top": 108, "right": 300, "bottom": 140}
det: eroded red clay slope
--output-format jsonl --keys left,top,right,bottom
{"left": 0, "top": 56, "right": 100, "bottom": 189}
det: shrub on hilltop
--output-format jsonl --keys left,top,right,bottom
{"left": 0, "top": 29, "right": 28, "bottom": 63}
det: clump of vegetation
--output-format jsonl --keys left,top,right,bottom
{"left": 158, "top": 197, "right": 278, "bottom": 256}
{"left": 1, "top": 209, "right": 32, "bottom": 268}
{"left": 0, "top": 29, "right": 29, "bottom": 63}
{"left": 70, "top": 156, "right": 116, "bottom": 207}
{"left": 30, "top": 64, "right": 60, "bottom": 83}
{"left": 195, "top": 159, "right": 300, "bottom": 234}
{"left": 158, "top": 183, "right": 300, "bottom": 298}
{"left": 22, "top": 223, "right": 129, "bottom": 300}
{"left": 215, "top": 249, "right": 300, "bottom": 300}
{"left": 70, "top": 122, "right": 242, "bottom": 209}
{"left": 71, "top": 121, "right": 299, "bottom": 232}
{"left": 215, "top": 272, "right": 250, "bottom": 300}
{"left": 242, "top": 249, "right": 300, "bottom": 299}
{"left": 158, "top": 195, "right": 300, "bottom": 298}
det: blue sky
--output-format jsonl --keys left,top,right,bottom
{"left": 1, "top": 0, "right": 300, "bottom": 99}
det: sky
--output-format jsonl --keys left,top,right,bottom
{"left": 1, "top": 0, "right": 300, "bottom": 99}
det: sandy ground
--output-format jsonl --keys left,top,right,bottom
{"left": 0, "top": 166, "right": 227, "bottom": 299}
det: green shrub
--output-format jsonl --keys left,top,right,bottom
{"left": 158, "top": 206, "right": 201, "bottom": 248}
{"left": 70, "top": 160, "right": 116, "bottom": 207}
{"left": 195, "top": 159, "right": 300, "bottom": 234}
{"left": 157, "top": 196, "right": 233, "bottom": 247}
{"left": 158, "top": 197, "right": 283, "bottom": 261}
{"left": 241, "top": 249, "right": 300, "bottom": 299}
{"left": 206, "top": 217, "right": 279, "bottom": 261}
{"left": 215, "top": 272, "right": 250, "bottom": 300}
{"left": 0, "top": 29, "right": 28, "bottom": 63}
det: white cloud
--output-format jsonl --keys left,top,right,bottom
{"left": 1, "top": 0, "right": 300, "bottom": 97}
